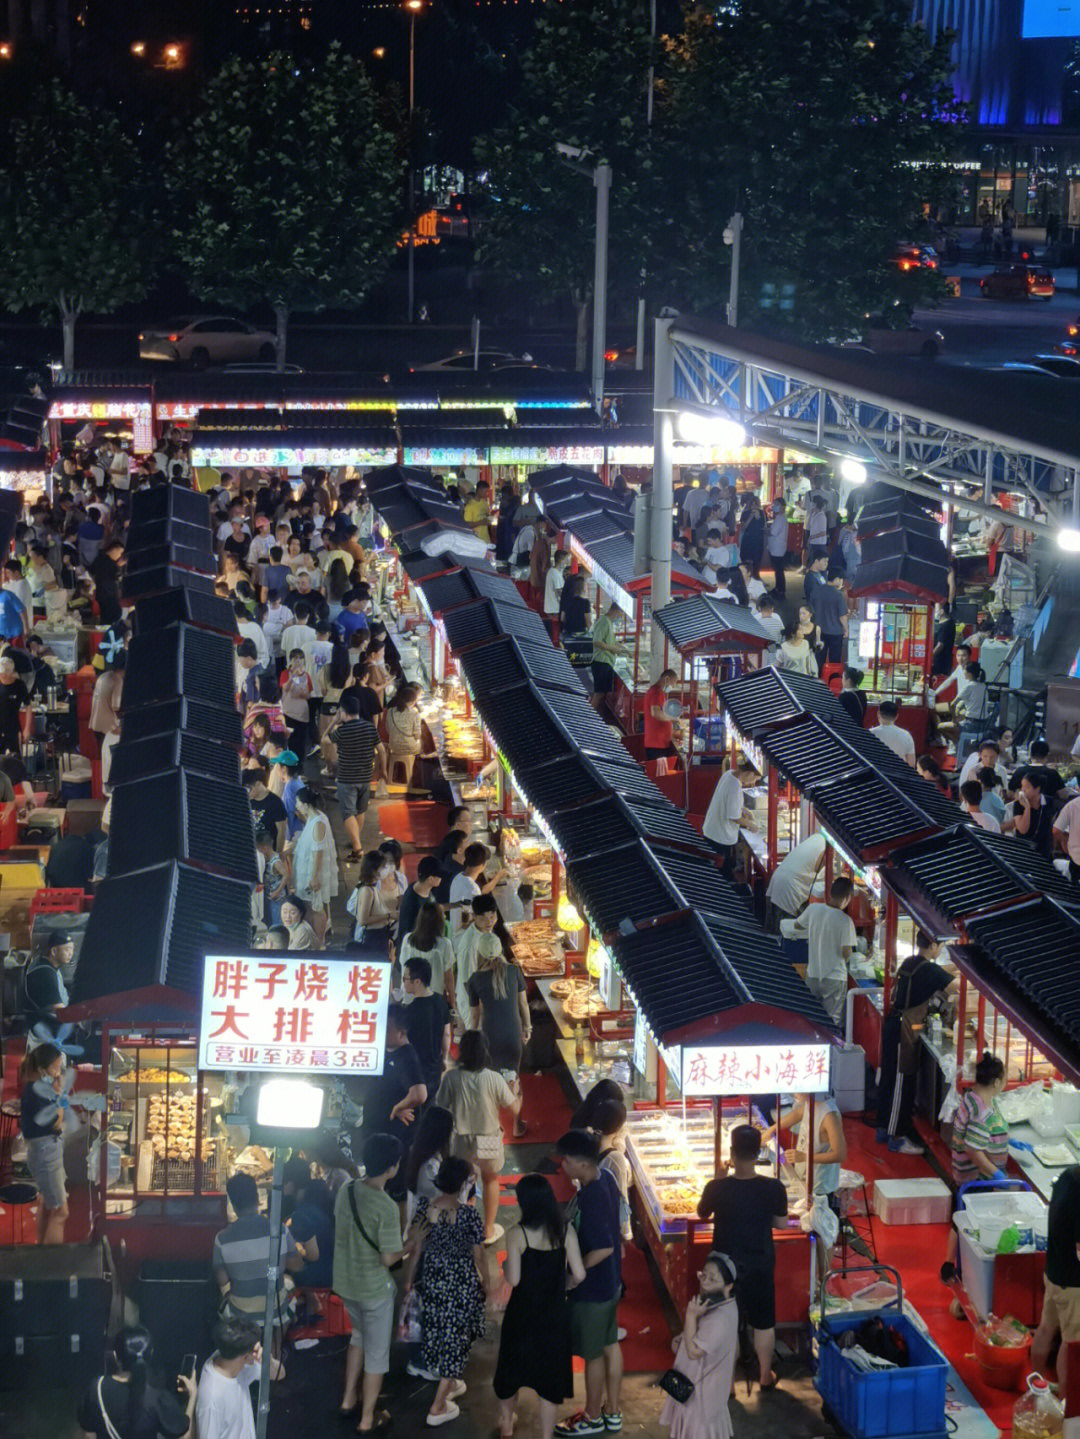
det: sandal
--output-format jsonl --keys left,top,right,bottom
{"left": 357, "top": 1409, "right": 392, "bottom": 1434}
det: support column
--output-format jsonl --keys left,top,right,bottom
{"left": 650, "top": 317, "right": 675, "bottom": 683}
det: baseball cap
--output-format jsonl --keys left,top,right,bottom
{"left": 267, "top": 750, "right": 298, "bottom": 766}
{"left": 50, "top": 931, "right": 72, "bottom": 947}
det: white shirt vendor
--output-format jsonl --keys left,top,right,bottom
{"left": 702, "top": 769, "right": 746, "bottom": 847}
{"left": 766, "top": 833, "right": 827, "bottom": 917}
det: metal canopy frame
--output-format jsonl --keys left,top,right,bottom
{"left": 667, "top": 324, "right": 1076, "bottom": 528}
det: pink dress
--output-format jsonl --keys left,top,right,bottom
{"left": 660, "top": 1297, "right": 739, "bottom": 1439}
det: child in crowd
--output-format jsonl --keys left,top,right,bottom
{"left": 256, "top": 833, "right": 290, "bottom": 928}
{"left": 279, "top": 648, "right": 314, "bottom": 760}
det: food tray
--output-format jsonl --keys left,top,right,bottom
{"left": 150, "top": 1151, "right": 220, "bottom": 1192}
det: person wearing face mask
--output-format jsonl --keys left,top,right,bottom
{"left": 451, "top": 893, "right": 501, "bottom": 1022}
{"left": 643, "top": 668, "right": 680, "bottom": 764}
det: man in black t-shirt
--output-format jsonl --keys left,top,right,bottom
{"left": 876, "top": 931, "right": 956, "bottom": 1153}
{"left": 242, "top": 767, "right": 287, "bottom": 851}
{"left": 698, "top": 1124, "right": 787, "bottom": 1390}
{"left": 396, "top": 855, "right": 442, "bottom": 945}
{"left": 358, "top": 1005, "right": 426, "bottom": 1198}
{"left": 402, "top": 955, "right": 451, "bottom": 1101}
{"left": 1032, "top": 1165, "right": 1080, "bottom": 1374}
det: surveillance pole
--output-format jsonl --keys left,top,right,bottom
{"left": 725, "top": 211, "right": 743, "bottom": 328}
{"left": 591, "top": 163, "right": 612, "bottom": 414}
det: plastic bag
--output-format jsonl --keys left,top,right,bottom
{"left": 398, "top": 1289, "right": 422, "bottom": 1345}
{"left": 802, "top": 1195, "right": 839, "bottom": 1248}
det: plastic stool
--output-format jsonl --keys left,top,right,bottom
{"left": 0, "top": 1181, "right": 39, "bottom": 1245}
{"left": 290, "top": 1288, "right": 351, "bottom": 1340}
{"left": 0, "top": 1102, "right": 20, "bottom": 1186}
{"left": 836, "top": 1174, "right": 877, "bottom": 1267}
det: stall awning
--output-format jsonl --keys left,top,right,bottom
{"left": 961, "top": 899, "right": 1080, "bottom": 1086}
{"left": 567, "top": 841, "right": 686, "bottom": 937}
{"left": 849, "top": 554, "right": 950, "bottom": 604}
{"left": 508, "top": 752, "right": 611, "bottom": 818}
{"left": 538, "top": 687, "right": 631, "bottom": 759}
{"left": 562, "top": 511, "right": 629, "bottom": 546}
{"left": 884, "top": 825, "right": 1080, "bottom": 938}
{"left": 654, "top": 595, "right": 777, "bottom": 655}
{"left": 716, "top": 666, "right": 848, "bottom": 737}
{"left": 108, "top": 731, "right": 241, "bottom": 789}
{"left": 440, "top": 598, "right": 550, "bottom": 653}
{"left": 479, "top": 681, "right": 626, "bottom": 776}
{"left": 418, "top": 565, "right": 526, "bottom": 618}
{"left": 649, "top": 845, "right": 755, "bottom": 925}
{"left": 457, "top": 634, "right": 585, "bottom": 698}
{"left": 611, "top": 909, "right": 835, "bottom": 1047}
{"left": 584, "top": 755, "right": 677, "bottom": 808}
{"left": 805, "top": 768, "right": 940, "bottom": 864}
{"left": 400, "top": 551, "right": 490, "bottom": 585}
{"left": 545, "top": 791, "right": 707, "bottom": 863}
{"left": 757, "top": 713, "right": 869, "bottom": 793}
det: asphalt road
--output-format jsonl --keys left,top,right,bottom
{"left": 915, "top": 263, "right": 1079, "bottom": 368}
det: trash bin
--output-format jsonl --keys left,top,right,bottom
{"left": 135, "top": 1260, "right": 219, "bottom": 1377}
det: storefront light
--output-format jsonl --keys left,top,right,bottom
{"left": 840, "top": 458, "right": 868, "bottom": 485}
{"left": 1058, "top": 526, "right": 1080, "bottom": 554}
{"left": 557, "top": 899, "right": 585, "bottom": 933}
{"left": 677, "top": 409, "right": 746, "bottom": 449}
{"left": 256, "top": 1078, "right": 324, "bottom": 1129}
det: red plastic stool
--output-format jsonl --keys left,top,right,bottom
{"left": 0, "top": 1182, "right": 39, "bottom": 1245}
{"left": 290, "top": 1289, "right": 351, "bottom": 1340}
{"left": 0, "top": 1102, "right": 20, "bottom": 1186}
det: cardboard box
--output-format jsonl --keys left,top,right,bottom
{"left": 872, "top": 1177, "right": 951, "bottom": 1225}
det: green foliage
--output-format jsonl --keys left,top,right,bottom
{"left": 476, "top": 0, "right": 656, "bottom": 317}
{"left": 170, "top": 45, "right": 403, "bottom": 322}
{"left": 0, "top": 79, "right": 154, "bottom": 327}
{"left": 657, "top": 0, "right": 963, "bottom": 337}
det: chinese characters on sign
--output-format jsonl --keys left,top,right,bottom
{"left": 198, "top": 955, "right": 391, "bottom": 1076}
{"left": 681, "top": 1044, "right": 830, "bottom": 1096}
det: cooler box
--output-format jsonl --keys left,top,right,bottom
{"left": 872, "top": 1178, "right": 951, "bottom": 1225}
{"left": 816, "top": 1309, "right": 948, "bottom": 1439}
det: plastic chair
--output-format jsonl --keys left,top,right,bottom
{"left": 0, "top": 1101, "right": 20, "bottom": 1186}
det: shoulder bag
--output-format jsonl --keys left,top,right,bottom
{"left": 347, "top": 1179, "right": 403, "bottom": 1270}
{"left": 658, "top": 1368, "right": 694, "bottom": 1404}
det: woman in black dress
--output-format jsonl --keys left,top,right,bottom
{"left": 494, "top": 1174, "right": 585, "bottom": 1439}
{"left": 837, "top": 667, "right": 867, "bottom": 726}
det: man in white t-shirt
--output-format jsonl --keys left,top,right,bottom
{"left": 870, "top": 700, "right": 916, "bottom": 766}
{"left": 702, "top": 757, "right": 758, "bottom": 874}
{"left": 544, "top": 549, "right": 569, "bottom": 616}
{"left": 960, "top": 779, "right": 1001, "bottom": 833}
{"left": 765, "top": 832, "right": 827, "bottom": 928}
{"left": 196, "top": 1317, "right": 282, "bottom": 1439}
{"left": 234, "top": 600, "right": 270, "bottom": 672}
{"left": 791, "top": 877, "right": 856, "bottom": 1024}
{"left": 447, "top": 841, "right": 506, "bottom": 929}
{"left": 958, "top": 738, "right": 1008, "bottom": 790}
{"left": 1052, "top": 793, "right": 1080, "bottom": 884}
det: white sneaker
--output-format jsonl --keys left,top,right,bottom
{"left": 484, "top": 1223, "right": 505, "bottom": 1246}
{"left": 616, "top": 1327, "right": 626, "bottom": 1341}
{"left": 427, "top": 1401, "right": 460, "bottom": 1426}
{"left": 888, "top": 1137, "right": 924, "bottom": 1156}
{"left": 448, "top": 1380, "right": 467, "bottom": 1400}
{"left": 407, "top": 1362, "right": 439, "bottom": 1380}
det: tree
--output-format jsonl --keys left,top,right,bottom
{"left": 170, "top": 46, "right": 402, "bottom": 369}
{"left": 0, "top": 80, "right": 155, "bottom": 372}
{"left": 475, "top": 0, "right": 657, "bottom": 370}
{"left": 657, "top": 0, "right": 963, "bottom": 338}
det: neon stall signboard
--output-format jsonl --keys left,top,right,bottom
{"left": 680, "top": 1043, "right": 830, "bottom": 1096}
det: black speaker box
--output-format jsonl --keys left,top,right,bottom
{"left": 72, "top": 861, "right": 255, "bottom": 1000}
{"left": 122, "top": 624, "right": 237, "bottom": 710}
{"left": 135, "top": 1261, "right": 219, "bottom": 1377}
{"left": 125, "top": 514, "right": 213, "bottom": 553}
{"left": 134, "top": 588, "right": 238, "bottom": 637}
{"left": 108, "top": 767, "right": 257, "bottom": 883}
{"left": 860, "top": 527, "right": 948, "bottom": 569}
{"left": 122, "top": 564, "right": 217, "bottom": 603}
{"left": 129, "top": 482, "right": 212, "bottom": 530}
{"left": 124, "top": 540, "right": 215, "bottom": 576}
{"left": 0, "top": 1243, "right": 111, "bottom": 1387}
{"left": 108, "top": 730, "right": 242, "bottom": 788}
{"left": 120, "top": 696, "right": 243, "bottom": 747}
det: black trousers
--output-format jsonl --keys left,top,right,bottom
{"left": 876, "top": 1017, "right": 917, "bottom": 1140}
{"left": 770, "top": 552, "right": 786, "bottom": 598}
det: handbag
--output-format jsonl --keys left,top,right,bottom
{"left": 474, "top": 1132, "right": 502, "bottom": 1161}
{"left": 658, "top": 1368, "right": 694, "bottom": 1404}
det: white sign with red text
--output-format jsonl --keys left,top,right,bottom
{"left": 681, "top": 1043, "right": 830, "bottom": 1097}
{"left": 198, "top": 954, "right": 391, "bottom": 1077}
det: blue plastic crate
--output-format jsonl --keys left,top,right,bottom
{"left": 815, "top": 1310, "right": 947, "bottom": 1439}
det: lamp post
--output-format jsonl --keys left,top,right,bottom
{"left": 555, "top": 144, "right": 611, "bottom": 413}
{"left": 724, "top": 211, "right": 743, "bottom": 328}
{"left": 254, "top": 1079, "right": 325, "bottom": 1439}
{"left": 404, "top": 0, "right": 426, "bottom": 325}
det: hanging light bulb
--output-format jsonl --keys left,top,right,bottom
{"left": 586, "top": 934, "right": 604, "bottom": 979}
{"left": 557, "top": 898, "right": 585, "bottom": 933}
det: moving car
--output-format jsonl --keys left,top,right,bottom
{"left": 1005, "top": 354, "right": 1080, "bottom": 379}
{"left": 409, "top": 349, "right": 534, "bottom": 373}
{"left": 890, "top": 243, "right": 940, "bottom": 272}
{"left": 978, "top": 265, "right": 1055, "bottom": 300}
{"left": 139, "top": 317, "right": 278, "bottom": 366}
{"left": 1053, "top": 316, "right": 1080, "bottom": 356}
{"left": 860, "top": 316, "right": 944, "bottom": 359}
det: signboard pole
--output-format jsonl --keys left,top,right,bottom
{"left": 255, "top": 1146, "right": 285, "bottom": 1439}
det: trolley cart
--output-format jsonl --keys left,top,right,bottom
{"left": 816, "top": 1264, "right": 949, "bottom": 1439}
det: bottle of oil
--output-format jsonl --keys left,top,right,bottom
{"left": 1012, "top": 1374, "right": 1064, "bottom": 1439}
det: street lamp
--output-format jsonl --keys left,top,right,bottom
{"left": 677, "top": 406, "right": 746, "bottom": 450}
{"left": 555, "top": 143, "right": 612, "bottom": 413}
{"left": 1058, "top": 527, "right": 1080, "bottom": 553}
{"left": 403, "top": 0, "right": 427, "bottom": 325}
{"left": 130, "top": 40, "right": 146, "bottom": 56}
{"left": 723, "top": 211, "right": 743, "bottom": 327}
{"left": 253, "top": 1078, "right": 324, "bottom": 1439}
{"left": 840, "top": 458, "right": 868, "bottom": 486}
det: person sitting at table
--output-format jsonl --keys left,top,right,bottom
{"left": 930, "top": 641, "right": 973, "bottom": 707}
{"left": 977, "top": 766, "right": 1007, "bottom": 824}
{"left": 960, "top": 779, "right": 1001, "bottom": 833}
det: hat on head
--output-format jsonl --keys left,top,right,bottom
{"left": 50, "top": 931, "right": 72, "bottom": 947}
{"left": 268, "top": 750, "right": 298, "bottom": 766}
{"left": 255, "top": 515, "right": 271, "bottom": 529}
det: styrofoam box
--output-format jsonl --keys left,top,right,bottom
{"left": 872, "top": 1177, "right": 951, "bottom": 1225}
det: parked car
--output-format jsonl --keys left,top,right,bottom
{"left": 978, "top": 264, "right": 1055, "bottom": 300}
{"left": 409, "top": 349, "right": 533, "bottom": 373}
{"left": 890, "top": 243, "right": 940, "bottom": 272}
{"left": 857, "top": 316, "right": 945, "bottom": 359}
{"left": 1008, "top": 354, "right": 1080, "bottom": 379}
{"left": 139, "top": 316, "right": 278, "bottom": 365}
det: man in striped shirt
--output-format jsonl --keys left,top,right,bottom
{"left": 328, "top": 690, "right": 380, "bottom": 858}
{"left": 213, "top": 1174, "right": 302, "bottom": 1322}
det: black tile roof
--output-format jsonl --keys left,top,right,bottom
{"left": 648, "top": 844, "right": 754, "bottom": 924}
{"left": 564, "top": 511, "right": 629, "bottom": 546}
{"left": 122, "top": 626, "right": 237, "bottom": 711}
{"left": 567, "top": 842, "right": 682, "bottom": 936}
{"left": 807, "top": 768, "right": 940, "bottom": 861}
{"left": 457, "top": 634, "right": 585, "bottom": 699}
{"left": 698, "top": 913, "right": 837, "bottom": 1030}
{"left": 849, "top": 554, "right": 950, "bottom": 604}
{"left": 509, "top": 753, "right": 610, "bottom": 816}
{"left": 758, "top": 714, "right": 868, "bottom": 793}
{"left": 440, "top": 599, "right": 550, "bottom": 653}
{"left": 416, "top": 570, "right": 476, "bottom": 615}
{"left": 537, "top": 688, "right": 632, "bottom": 763}
{"left": 717, "top": 666, "right": 848, "bottom": 737}
{"left": 584, "top": 755, "right": 676, "bottom": 807}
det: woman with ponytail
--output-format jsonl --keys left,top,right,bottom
{"left": 19, "top": 1042, "right": 69, "bottom": 1245}
{"left": 75, "top": 1325, "right": 195, "bottom": 1439}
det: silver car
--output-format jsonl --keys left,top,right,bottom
{"left": 139, "top": 316, "right": 278, "bottom": 366}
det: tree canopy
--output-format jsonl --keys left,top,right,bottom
{"left": 170, "top": 45, "right": 403, "bottom": 366}
{"left": 0, "top": 79, "right": 155, "bottom": 371}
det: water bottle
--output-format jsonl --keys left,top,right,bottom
{"left": 1012, "top": 1375, "right": 1064, "bottom": 1439}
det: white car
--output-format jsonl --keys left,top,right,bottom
{"left": 409, "top": 348, "right": 533, "bottom": 373}
{"left": 139, "top": 316, "right": 278, "bottom": 366}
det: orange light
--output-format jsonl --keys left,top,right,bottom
{"left": 404, "top": 0, "right": 425, "bottom": 11}
{"left": 130, "top": 40, "right": 145, "bottom": 55}
{"left": 164, "top": 43, "right": 181, "bottom": 62}
{"left": 0, "top": 42, "right": 11, "bottom": 59}
{"left": 1067, "top": 326, "right": 1078, "bottom": 336}
{"left": 372, "top": 45, "right": 385, "bottom": 57}
{"left": 168, "top": 334, "right": 179, "bottom": 342}
{"left": 900, "top": 260, "right": 913, "bottom": 271}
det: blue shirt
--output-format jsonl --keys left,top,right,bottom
{"left": 283, "top": 776, "right": 304, "bottom": 839}
{"left": 289, "top": 1187, "right": 334, "bottom": 1288}
{"left": 0, "top": 590, "right": 26, "bottom": 639}
{"left": 336, "top": 609, "right": 369, "bottom": 644}
{"left": 568, "top": 1168, "right": 622, "bottom": 1303}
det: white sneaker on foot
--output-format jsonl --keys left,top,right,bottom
{"left": 427, "top": 1401, "right": 460, "bottom": 1426}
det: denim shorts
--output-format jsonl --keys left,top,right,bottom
{"left": 337, "top": 781, "right": 370, "bottom": 819}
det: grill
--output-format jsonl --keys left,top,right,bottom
{"left": 567, "top": 842, "right": 681, "bottom": 936}
{"left": 511, "top": 754, "right": 609, "bottom": 816}
{"left": 123, "top": 626, "right": 237, "bottom": 710}
{"left": 108, "top": 770, "right": 258, "bottom": 883}
{"left": 717, "top": 666, "right": 847, "bottom": 737}
{"left": 612, "top": 913, "right": 744, "bottom": 1039}
{"left": 122, "top": 565, "right": 218, "bottom": 602}
{"left": 134, "top": 590, "right": 238, "bottom": 637}
{"left": 441, "top": 599, "right": 549, "bottom": 652}
{"left": 809, "top": 768, "right": 939, "bottom": 860}
{"left": 108, "top": 732, "right": 241, "bottom": 788}
{"left": 120, "top": 697, "right": 243, "bottom": 747}
{"left": 152, "top": 1150, "right": 221, "bottom": 1193}
{"left": 647, "top": 844, "right": 753, "bottom": 924}
{"left": 965, "top": 900, "right": 1080, "bottom": 1059}
{"left": 458, "top": 636, "right": 584, "bottom": 699}
{"left": 849, "top": 554, "right": 950, "bottom": 603}
{"left": 73, "top": 861, "right": 255, "bottom": 1000}
{"left": 130, "top": 484, "right": 212, "bottom": 530}
{"left": 759, "top": 715, "right": 867, "bottom": 793}
{"left": 698, "top": 913, "right": 836, "bottom": 1028}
